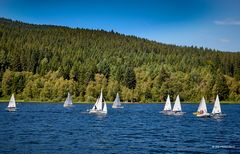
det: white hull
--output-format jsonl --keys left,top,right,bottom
{"left": 160, "top": 110, "right": 173, "bottom": 115}
{"left": 63, "top": 104, "right": 73, "bottom": 108}
{"left": 161, "top": 110, "right": 185, "bottom": 116}
{"left": 210, "top": 113, "right": 225, "bottom": 118}
{"left": 6, "top": 107, "right": 16, "bottom": 112}
{"left": 171, "top": 111, "right": 185, "bottom": 116}
{"left": 89, "top": 109, "right": 107, "bottom": 115}
{"left": 112, "top": 106, "right": 124, "bottom": 109}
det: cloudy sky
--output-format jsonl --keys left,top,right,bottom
{"left": 1, "top": 0, "right": 240, "bottom": 51}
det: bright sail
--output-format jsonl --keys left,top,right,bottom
{"left": 172, "top": 95, "right": 181, "bottom": 112}
{"left": 197, "top": 97, "right": 208, "bottom": 114}
{"left": 95, "top": 91, "right": 103, "bottom": 110}
{"left": 103, "top": 101, "right": 107, "bottom": 112}
{"left": 212, "top": 95, "right": 221, "bottom": 114}
{"left": 163, "top": 95, "right": 171, "bottom": 111}
{"left": 8, "top": 94, "right": 16, "bottom": 108}
{"left": 92, "top": 98, "right": 99, "bottom": 110}
{"left": 89, "top": 90, "right": 107, "bottom": 114}
{"left": 112, "top": 93, "right": 123, "bottom": 108}
{"left": 63, "top": 92, "right": 73, "bottom": 107}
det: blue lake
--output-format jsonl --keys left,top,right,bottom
{"left": 0, "top": 103, "right": 239, "bottom": 153}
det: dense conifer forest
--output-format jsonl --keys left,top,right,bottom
{"left": 0, "top": 18, "right": 240, "bottom": 102}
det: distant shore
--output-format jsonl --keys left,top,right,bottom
{"left": 0, "top": 100, "right": 239, "bottom": 104}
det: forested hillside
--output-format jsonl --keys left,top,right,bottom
{"left": 0, "top": 18, "right": 240, "bottom": 102}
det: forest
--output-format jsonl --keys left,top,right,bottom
{"left": 0, "top": 18, "right": 240, "bottom": 103}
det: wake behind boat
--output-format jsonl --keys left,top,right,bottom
{"left": 112, "top": 93, "right": 124, "bottom": 109}
{"left": 193, "top": 97, "right": 210, "bottom": 117}
{"left": 6, "top": 94, "right": 17, "bottom": 112}
{"left": 63, "top": 92, "right": 73, "bottom": 108}
{"left": 89, "top": 90, "right": 107, "bottom": 114}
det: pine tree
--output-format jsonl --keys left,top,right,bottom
{"left": 213, "top": 70, "right": 229, "bottom": 100}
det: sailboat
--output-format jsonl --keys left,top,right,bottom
{"left": 63, "top": 92, "right": 73, "bottom": 108}
{"left": 211, "top": 95, "right": 223, "bottom": 117}
{"left": 112, "top": 93, "right": 124, "bottom": 108}
{"left": 193, "top": 97, "right": 210, "bottom": 117}
{"left": 89, "top": 90, "right": 107, "bottom": 114}
{"left": 160, "top": 95, "right": 172, "bottom": 115}
{"left": 6, "top": 94, "right": 16, "bottom": 112}
{"left": 172, "top": 95, "right": 185, "bottom": 115}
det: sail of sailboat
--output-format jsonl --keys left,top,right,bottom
{"left": 7, "top": 94, "right": 16, "bottom": 111}
{"left": 63, "top": 92, "right": 73, "bottom": 107}
{"left": 163, "top": 95, "right": 172, "bottom": 111}
{"left": 172, "top": 95, "right": 181, "bottom": 112}
{"left": 112, "top": 93, "right": 123, "bottom": 108}
{"left": 89, "top": 89, "right": 107, "bottom": 114}
{"left": 195, "top": 97, "right": 210, "bottom": 117}
{"left": 160, "top": 95, "right": 173, "bottom": 115}
{"left": 212, "top": 95, "right": 222, "bottom": 115}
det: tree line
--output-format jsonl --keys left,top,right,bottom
{"left": 0, "top": 18, "right": 240, "bottom": 102}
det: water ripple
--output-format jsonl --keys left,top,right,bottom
{"left": 0, "top": 103, "right": 239, "bottom": 153}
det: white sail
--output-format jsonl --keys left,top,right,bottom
{"left": 112, "top": 93, "right": 122, "bottom": 108}
{"left": 163, "top": 95, "right": 171, "bottom": 111}
{"left": 212, "top": 95, "right": 221, "bottom": 114}
{"left": 197, "top": 97, "right": 208, "bottom": 113}
{"left": 197, "top": 98, "right": 202, "bottom": 112}
{"left": 173, "top": 95, "right": 181, "bottom": 112}
{"left": 92, "top": 98, "right": 99, "bottom": 110}
{"left": 8, "top": 94, "right": 16, "bottom": 108}
{"left": 103, "top": 101, "right": 107, "bottom": 113}
{"left": 64, "top": 92, "right": 73, "bottom": 107}
{"left": 90, "top": 89, "right": 107, "bottom": 114}
{"left": 95, "top": 90, "right": 103, "bottom": 110}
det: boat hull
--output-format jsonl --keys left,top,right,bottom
{"left": 210, "top": 113, "right": 225, "bottom": 118}
{"left": 89, "top": 109, "right": 107, "bottom": 115}
{"left": 161, "top": 110, "right": 185, "bottom": 116}
{"left": 63, "top": 104, "right": 73, "bottom": 108}
{"left": 195, "top": 113, "right": 210, "bottom": 118}
{"left": 6, "top": 107, "right": 16, "bottom": 112}
{"left": 112, "top": 106, "right": 124, "bottom": 109}
{"left": 160, "top": 110, "right": 173, "bottom": 115}
{"left": 171, "top": 111, "right": 185, "bottom": 116}
{"left": 193, "top": 112, "right": 198, "bottom": 115}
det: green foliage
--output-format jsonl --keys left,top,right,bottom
{"left": 0, "top": 18, "right": 240, "bottom": 102}
{"left": 226, "top": 76, "right": 240, "bottom": 102}
{"left": 212, "top": 70, "right": 230, "bottom": 100}
{"left": 2, "top": 70, "right": 32, "bottom": 96}
{"left": 2, "top": 70, "right": 14, "bottom": 96}
{"left": 107, "top": 78, "right": 120, "bottom": 101}
{"left": 85, "top": 74, "right": 107, "bottom": 102}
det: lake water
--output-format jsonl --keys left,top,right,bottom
{"left": 0, "top": 103, "right": 239, "bottom": 153}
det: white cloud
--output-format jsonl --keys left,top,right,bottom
{"left": 214, "top": 19, "right": 240, "bottom": 26}
{"left": 219, "top": 38, "right": 231, "bottom": 43}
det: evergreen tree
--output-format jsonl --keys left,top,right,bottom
{"left": 0, "top": 18, "right": 239, "bottom": 102}
{"left": 212, "top": 70, "right": 230, "bottom": 100}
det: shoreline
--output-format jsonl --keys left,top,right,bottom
{"left": 0, "top": 100, "right": 239, "bottom": 104}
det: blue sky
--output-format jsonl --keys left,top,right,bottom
{"left": 0, "top": 0, "right": 240, "bottom": 52}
